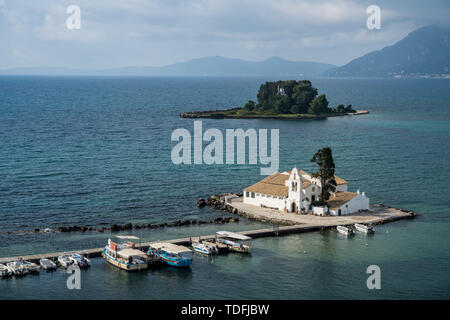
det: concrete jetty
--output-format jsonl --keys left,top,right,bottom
{"left": 0, "top": 202, "right": 416, "bottom": 265}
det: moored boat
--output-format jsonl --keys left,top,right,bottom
{"left": 0, "top": 264, "right": 12, "bottom": 277}
{"left": 215, "top": 231, "right": 252, "bottom": 253}
{"left": 337, "top": 225, "right": 354, "bottom": 236}
{"left": 6, "top": 261, "right": 25, "bottom": 275}
{"left": 69, "top": 253, "right": 90, "bottom": 268}
{"left": 354, "top": 223, "right": 374, "bottom": 234}
{"left": 22, "top": 260, "right": 40, "bottom": 273}
{"left": 58, "top": 255, "right": 73, "bottom": 268}
{"left": 40, "top": 258, "right": 57, "bottom": 270}
{"left": 103, "top": 237, "right": 149, "bottom": 271}
{"left": 148, "top": 242, "right": 193, "bottom": 267}
{"left": 191, "top": 241, "right": 218, "bottom": 255}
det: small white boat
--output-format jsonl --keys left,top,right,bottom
{"left": 6, "top": 261, "right": 26, "bottom": 275}
{"left": 22, "top": 260, "right": 40, "bottom": 273}
{"left": 58, "top": 255, "right": 73, "bottom": 268}
{"left": 40, "top": 258, "right": 57, "bottom": 270}
{"left": 69, "top": 253, "right": 90, "bottom": 268}
{"left": 337, "top": 225, "right": 354, "bottom": 236}
{"left": 0, "top": 264, "right": 12, "bottom": 277}
{"left": 354, "top": 223, "right": 374, "bottom": 234}
{"left": 192, "top": 242, "right": 218, "bottom": 255}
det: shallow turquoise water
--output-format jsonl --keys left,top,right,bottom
{"left": 0, "top": 76, "right": 449, "bottom": 299}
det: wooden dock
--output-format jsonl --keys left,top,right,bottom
{"left": 0, "top": 207, "right": 416, "bottom": 264}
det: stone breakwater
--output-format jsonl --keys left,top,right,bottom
{"left": 0, "top": 216, "right": 240, "bottom": 235}
{"left": 203, "top": 193, "right": 418, "bottom": 227}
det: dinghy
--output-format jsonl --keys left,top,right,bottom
{"left": 57, "top": 255, "right": 73, "bottom": 268}
{"left": 337, "top": 225, "right": 354, "bottom": 236}
{"left": 6, "top": 261, "right": 26, "bottom": 275}
{"left": 40, "top": 258, "right": 57, "bottom": 270}
{"left": 0, "top": 264, "right": 12, "bottom": 277}
{"left": 354, "top": 223, "right": 374, "bottom": 234}
{"left": 22, "top": 260, "right": 40, "bottom": 273}
{"left": 69, "top": 253, "right": 90, "bottom": 268}
{"left": 192, "top": 241, "right": 218, "bottom": 255}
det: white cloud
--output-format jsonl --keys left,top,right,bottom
{"left": 0, "top": 0, "right": 446, "bottom": 68}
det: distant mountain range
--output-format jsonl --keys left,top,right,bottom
{"left": 327, "top": 25, "right": 450, "bottom": 77}
{"left": 1, "top": 25, "right": 448, "bottom": 77}
{"left": 0, "top": 56, "right": 335, "bottom": 77}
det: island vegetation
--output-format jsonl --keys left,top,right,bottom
{"left": 240, "top": 80, "right": 355, "bottom": 116}
{"left": 180, "top": 80, "right": 364, "bottom": 119}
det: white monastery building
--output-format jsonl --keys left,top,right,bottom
{"left": 243, "top": 167, "right": 369, "bottom": 216}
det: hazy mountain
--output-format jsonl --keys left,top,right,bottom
{"left": 0, "top": 56, "right": 336, "bottom": 77}
{"left": 326, "top": 26, "right": 450, "bottom": 77}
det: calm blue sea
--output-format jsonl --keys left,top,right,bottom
{"left": 0, "top": 76, "right": 449, "bottom": 299}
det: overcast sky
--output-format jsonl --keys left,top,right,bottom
{"left": 0, "top": 0, "right": 448, "bottom": 69}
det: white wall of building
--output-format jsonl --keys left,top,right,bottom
{"left": 303, "top": 185, "right": 320, "bottom": 205}
{"left": 243, "top": 191, "right": 285, "bottom": 210}
{"left": 329, "top": 193, "right": 369, "bottom": 216}
{"left": 313, "top": 206, "right": 328, "bottom": 216}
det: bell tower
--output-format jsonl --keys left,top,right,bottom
{"left": 285, "top": 167, "right": 302, "bottom": 212}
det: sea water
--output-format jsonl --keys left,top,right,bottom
{"left": 0, "top": 76, "right": 449, "bottom": 299}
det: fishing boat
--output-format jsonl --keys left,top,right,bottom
{"left": 148, "top": 242, "right": 193, "bottom": 267}
{"left": 40, "top": 258, "right": 57, "bottom": 270}
{"left": 103, "top": 236, "right": 149, "bottom": 271}
{"left": 354, "top": 223, "right": 374, "bottom": 234}
{"left": 22, "top": 260, "right": 40, "bottom": 273}
{"left": 6, "top": 261, "right": 26, "bottom": 275}
{"left": 0, "top": 264, "right": 12, "bottom": 277}
{"left": 191, "top": 241, "right": 218, "bottom": 255}
{"left": 337, "top": 225, "right": 355, "bottom": 236}
{"left": 57, "top": 255, "right": 73, "bottom": 268}
{"left": 215, "top": 231, "right": 252, "bottom": 253}
{"left": 69, "top": 253, "right": 90, "bottom": 268}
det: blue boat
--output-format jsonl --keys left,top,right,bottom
{"left": 147, "top": 242, "right": 193, "bottom": 268}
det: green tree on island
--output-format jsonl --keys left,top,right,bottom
{"left": 274, "top": 95, "right": 291, "bottom": 114}
{"left": 244, "top": 100, "right": 256, "bottom": 111}
{"left": 291, "top": 81, "right": 318, "bottom": 113}
{"left": 310, "top": 147, "right": 337, "bottom": 206}
{"left": 308, "top": 94, "right": 330, "bottom": 115}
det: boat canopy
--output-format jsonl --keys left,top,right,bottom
{"left": 149, "top": 242, "right": 191, "bottom": 254}
{"left": 216, "top": 231, "right": 252, "bottom": 241}
{"left": 114, "top": 235, "right": 140, "bottom": 240}
{"left": 118, "top": 248, "right": 147, "bottom": 258}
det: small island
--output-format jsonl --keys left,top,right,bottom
{"left": 181, "top": 80, "right": 369, "bottom": 119}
